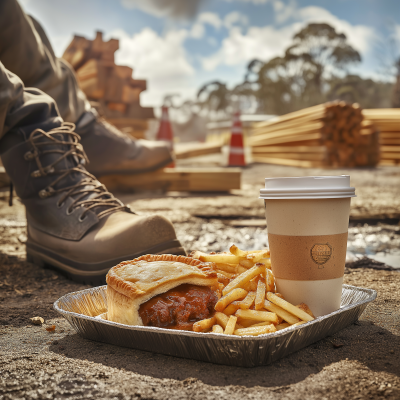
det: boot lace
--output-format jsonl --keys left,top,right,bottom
{"left": 25, "top": 122, "right": 131, "bottom": 220}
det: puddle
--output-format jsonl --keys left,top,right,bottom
{"left": 347, "top": 223, "right": 400, "bottom": 268}
{"left": 176, "top": 220, "right": 400, "bottom": 269}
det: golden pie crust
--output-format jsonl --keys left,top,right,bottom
{"left": 106, "top": 254, "right": 218, "bottom": 326}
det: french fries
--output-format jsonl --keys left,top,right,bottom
{"left": 215, "top": 288, "right": 248, "bottom": 312}
{"left": 266, "top": 293, "right": 314, "bottom": 322}
{"left": 224, "top": 316, "right": 237, "bottom": 335}
{"left": 190, "top": 244, "right": 315, "bottom": 337}
{"left": 223, "top": 302, "right": 241, "bottom": 316}
{"left": 217, "top": 273, "right": 230, "bottom": 286}
{"left": 216, "top": 270, "right": 236, "bottom": 279}
{"left": 235, "top": 309, "right": 279, "bottom": 324}
{"left": 246, "top": 251, "right": 270, "bottom": 263}
{"left": 229, "top": 244, "right": 248, "bottom": 257}
{"left": 291, "top": 321, "right": 306, "bottom": 328}
{"left": 212, "top": 324, "right": 224, "bottom": 333}
{"left": 254, "top": 279, "right": 266, "bottom": 310}
{"left": 266, "top": 269, "right": 275, "bottom": 292}
{"left": 276, "top": 322, "right": 291, "bottom": 330}
{"left": 242, "top": 279, "right": 259, "bottom": 292}
{"left": 247, "top": 320, "right": 274, "bottom": 328}
{"left": 263, "top": 301, "right": 301, "bottom": 325}
{"left": 234, "top": 324, "right": 276, "bottom": 336}
{"left": 193, "top": 316, "right": 216, "bottom": 332}
{"left": 199, "top": 254, "right": 241, "bottom": 264}
{"left": 214, "top": 312, "right": 230, "bottom": 329}
{"left": 297, "top": 303, "right": 315, "bottom": 318}
{"left": 222, "top": 264, "right": 265, "bottom": 296}
{"left": 238, "top": 291, "right": 256, "bottom": 310}
{"left": 239, "top": 259, "right": 254, "bottom": 269}
{"left": 215, "top": 263, "right": 237, "bottom": 274}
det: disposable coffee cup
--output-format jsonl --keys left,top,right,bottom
{"left": 259, "top": 176, "right": 356, "bottom": 317}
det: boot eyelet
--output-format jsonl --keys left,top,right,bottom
{"left": 57, "top": 202, "right": 64, "bottom": 208}
{"left": 66, "top": 208, "right": 73, "bottom": 215}
{"left": 78, "top": 214, "right": 87, "bottom": 222}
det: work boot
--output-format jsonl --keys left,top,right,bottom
{"left": 1, "top": 123, "right": 185, "bottom": 284}
{"left": 75, "top": 109, "right": 174, "bottom": 177}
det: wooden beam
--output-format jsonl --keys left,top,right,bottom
{"left": 252, "top": 156, "right": 322, "bottom": 168}
{"left": 175, "top": 142, "right": 223, "bottom": 160}
{"left": 251, "top": 132, "right": 322, "bottom": 147}
{"left": 99, "top": 168, "right": 241, "bottom": 192}
{"left": 251, "top": 152, "right": 325, "bottom": 161}
{"left": 251, "top": 123, "right": 322, "bottom": 144}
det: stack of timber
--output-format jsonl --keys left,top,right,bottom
{"left": 63, "top": 31, "right": 154, "bottom": 139}
{"left": 99, "top": 168, "right": 241, "bottom": 192}
{"left": 250, "top": 102, "right": 380, "bottom": 168}
{"left": 362, "top": 109, "right": 400, "bottom": 166}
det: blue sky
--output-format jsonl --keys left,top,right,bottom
{"left": 20, "top": 0, "right": 400, "bottom": 107}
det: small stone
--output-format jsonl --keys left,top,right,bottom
{"left": 46, "top": 325, "right": 56, "bottom": 332}
{"left": 30, "top": 317, "right": 44, "bottom": 325}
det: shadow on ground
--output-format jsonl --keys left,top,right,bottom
{"left": 48, "top": 319, "right": 400, "bottom": 388}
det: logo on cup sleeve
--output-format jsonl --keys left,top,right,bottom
{"left": 310, "top": 243, "right": 332, "bottom": 268}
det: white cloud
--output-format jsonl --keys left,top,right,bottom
{"left": 224, "top": 11, "right": 249, "bottom": 29}
{"left": 297, "top": 6, "right": 376, "bottom": 54}
{"left": 108, "top": 28, "right": 196, "bottom": 105}
{"left": 202, "top": 24, "right": 300, "bottom": 71}
{"left": 120, "top": 0, "right": 205, "bottom": 19}
{"left": 190, "top": 22, "right": 205, "bottom": 39}
{"left": 202, "top": 5, "right": 377, "bottom": 71}
{"left": 198, "top": 12, "right": 222, "bottom": 30}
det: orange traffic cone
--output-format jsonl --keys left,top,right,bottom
{"left": 156, "top": 106, "right": 175, "bottom": 168}
{"left": 228, "top": 111, "right": 246, "bottom": 166}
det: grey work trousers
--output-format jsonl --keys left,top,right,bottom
{"left": 0, "top": 0, "right": 89, "bottom": 140}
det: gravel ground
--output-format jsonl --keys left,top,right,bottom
{"left": 1, "top": 163, "right": 400, "bottom": 399}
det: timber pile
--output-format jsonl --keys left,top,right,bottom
{"left": 63, "top": 31, "right": 153, "bottom": 139}
{"left": 250, "top": 102, "right": 380, "bottom": 168}
{"left": 362, "top": 109, "right": 400, "bottom": 166}
{"left": 99, "top": 168, "right": 241, "bottom": 192}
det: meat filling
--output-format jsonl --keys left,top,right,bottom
{"left": 139, "top": 284, "right": 218, "bottom": 330}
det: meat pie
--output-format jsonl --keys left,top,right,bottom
{"left": 106, "top": 254, "right": 218, "bottom": 330}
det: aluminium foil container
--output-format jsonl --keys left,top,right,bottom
{"left": 54, "top": 284, "right": 376, "bottom": 367}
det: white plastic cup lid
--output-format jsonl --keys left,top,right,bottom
{"left": 259, "top": 175, "right": 356, "bottom": 199}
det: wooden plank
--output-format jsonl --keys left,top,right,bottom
{"left": 380, "top": 152, "right": 400, "bottom": 160}
{"left": 380, "top": 139, "right": 400, "bottom": 146}
{"left": 248, "top": 145, "right": 324, "bottom": 153}
{"left": 250, "top": 132, "right": 322, "bottom": 147}
{"left": 252, "top": 118, "right": 323, "bottom": 136}
{"left": 251, "top": 152, "right": 325, "bottom": 161}
{"left": 254, "top": 104, "right": 325, "bottom": 130}
{"left": 252, "top": 156, "right": 322, "bottom": 168}
{"left": 380, "top": 146, "right": 400, "bottom": 152}
{"left": 99, "top": 168, "right": 241, "bottom": 192}
{"left": 175, "top": 142, "right": 223, "bottom": 160}
{"left": 251, "top": 123, "right": 322, "bottom": 143}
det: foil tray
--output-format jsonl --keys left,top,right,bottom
{"left": 54, "top": 284, "right": 376, "bottom": 367}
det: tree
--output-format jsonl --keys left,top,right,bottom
{"left": 246, "top": 23, "right": 362, "bottom": 114}
{"left": 197, "top": 81, "right": 232, "bottom": 118}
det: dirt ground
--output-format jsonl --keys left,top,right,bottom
{"left": 1, "top": 163, "right": 400, "bottom": 399}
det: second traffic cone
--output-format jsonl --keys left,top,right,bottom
{"left": 228, "top": 111, "right": 246, "bottom": 166}
{"left": 156, "top": 106, "right": 175, "bottom": 168}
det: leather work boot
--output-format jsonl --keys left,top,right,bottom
{"left": 75, "top": 109, "right": 174, "bottom": 177}
{"left": 1, "top": 123, "right": 185, "bottom": 284}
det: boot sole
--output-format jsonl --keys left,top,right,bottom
{"left": 26, "top": 239, "right": 186, "bottom": 286}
